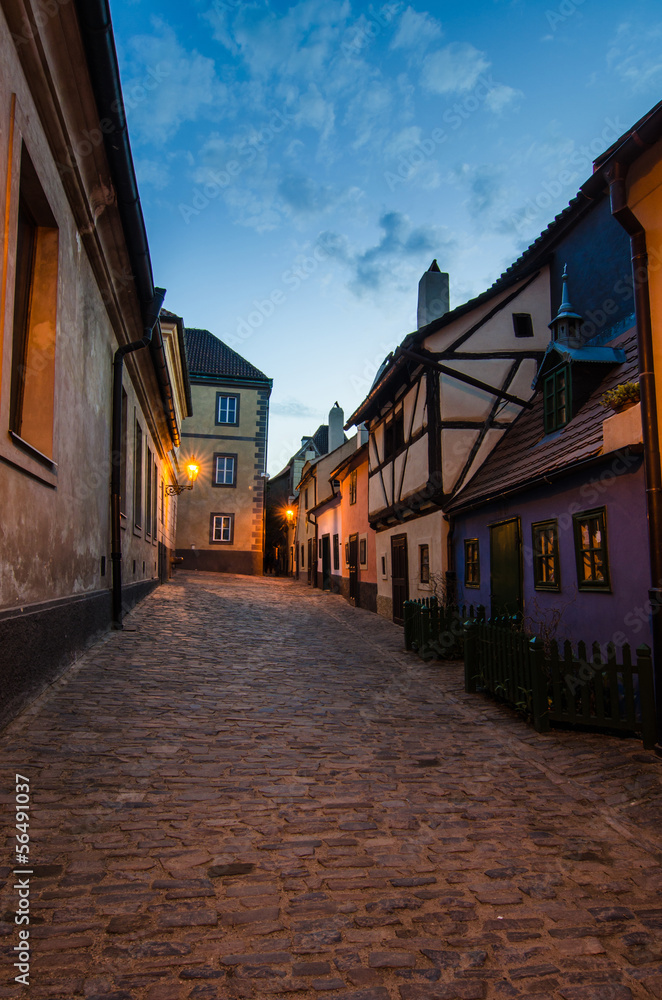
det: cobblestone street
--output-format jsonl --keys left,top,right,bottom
{"left": 2, "top": 572, "right": 662, "bottom": 1000}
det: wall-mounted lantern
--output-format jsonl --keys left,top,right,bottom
{"left": 166, "top": 461, "right": 200, "bottom": 496}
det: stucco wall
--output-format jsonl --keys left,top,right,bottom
{"left": 175, "top": 380, "right": 269, "bottom": 574}
{"left": 375, "top": 509, "right": 447, "bottom": 620}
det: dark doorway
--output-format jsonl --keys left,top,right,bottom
{"left": 349, "top": 533, "right": 358, "bottom": 603}
{"left": 489, "top": 517, "right": 522, "bottom": 616}
{"left": 391, "top": 533, "right": 409, "bottom": 625}
{"left": 321, "top": 534, "right": 331, "bottom": 591}
{"left": 307, "top": 538, "right": 315, "bottom": 586}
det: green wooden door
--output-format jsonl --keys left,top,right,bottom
{"left": 489, "top": 518, "right": 522, "bottom": 617}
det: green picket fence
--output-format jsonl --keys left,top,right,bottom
{"left": 462, "top": 620, "right": 655, "bottom": 749}
{"left": 403, "top": 598, "right": 485, "bottom": 660}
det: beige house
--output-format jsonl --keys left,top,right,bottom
{"left": 175, "top": 328, "right": 272, "bottom": 575}
{"left": 0, "top": 0, "right": 191, "bottom": 726}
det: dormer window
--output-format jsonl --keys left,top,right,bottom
{"left": 543, "top": 365, "right": 571, "bottom": 433}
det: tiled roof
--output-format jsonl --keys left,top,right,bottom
{"left": 184, "top": 327, "right": 271, "bottom": 382}
{"left": 446, "top": 330, "right": 639, "bottom": 512}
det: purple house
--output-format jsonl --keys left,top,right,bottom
{"left": 447, "top": 272, "right": 650, "bottom": 651}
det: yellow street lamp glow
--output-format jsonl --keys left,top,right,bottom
{"left": 186, "top": 461, "right": 200, "bottom": 483}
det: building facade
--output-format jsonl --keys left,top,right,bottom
{"left": 175, "top": 328, "right": 272, "bottom": 575}
{"left": 0, "top": 0, "right": 190, "bottom": 726}
{"left": 347, "top": 197, "right": 632, "bottom": 624}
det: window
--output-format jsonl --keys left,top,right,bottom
{"left": 9, "top": 146, "right": 59, "bottom": 463}
{"left": 513, "top": 312, "right": 534, "bottom": 338}
{"left": 381, "top": 555, "right": 387, "bottom": 578}
{"left": 349, "top": 469, "right": 357, "bottom": 505}
{"left": 210, "top": 513, "right": 234, "bottom": 543}
{"left": 419, "top": 544, "right": 430, "bottom": 583}
{"left": 464, "top": 539, "right": 480, "bottom": 587}
{"left": 145, "top": 447, "right": 153, "bottom": 537}
{"left": 333, "top": 534, "right": 340, "bottom": 571}
{"left": 152, "top": 461, "right": 158, "bottom": 542}
{"left": 304, "top": 488, "right": 309, "bottom": 509}
{"left": 120, "top": 389, "right": 128, "bottom": 518}
{"left": 384, "top": 409, "right": 405, "bottom": 461}
{"left": 532, "top": 520, "right": 560, "bottom": 590}
{"left": 216, "top": 393, "right": 239, "bottom": 425}
{"left": 543, "top": 365, "right": 571, "bottom": 433}
{"left": 301, "top": 544, "right": 305, "bottom": 568}
{"left": 359, "top": 537, "right": 367, "bottom": 567}
{"left": 573, "top": 508, "right": 610, "bottom": 590}
{"left": 214, "top": 453, "right": 237, "bottom": 487}
{"left": 160, "top": 478, "right": 165, "bottom": 525}
{"left": 345, "top": 542, "right": 349, "bottom": 566}
{"left": 318, "top": 539, "right": 322, "bottom": 559}
{"left": 134, "top": 421, "right": 143, "bottom": 530}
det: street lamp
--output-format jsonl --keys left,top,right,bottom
{"left": 166, "top": 461, "right": 200, "bottom": 496}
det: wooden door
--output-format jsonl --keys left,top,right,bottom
{"left": 348, "top": 534, "right": 358, "bottom": 602}
{"left": 391, "top": 534, "right": 409, "bottom": 625}
{"left": 322, "top": 535, "right": 331, "bottom": 591}
{"left": 489, "top": 518, "right": 522, "bottom": 617}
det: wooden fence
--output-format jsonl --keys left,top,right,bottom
{"left": 463, "top": 620, "right": 656, "bottom": 749}
{"left": 403, "top": 598, "right": 485, "bottom": 660}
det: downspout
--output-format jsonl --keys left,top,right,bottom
{"left": 606, "top": 162, "right": 662, "bottom": 752}
{"left": 111, "top": 288, "right": 167, "bottom": 629}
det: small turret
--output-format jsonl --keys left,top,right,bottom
{"left": 328, "top": 401, "right": 344, "bottom": 452}
{"left": 549, "top": 265, "right": 584, "bottom": 347}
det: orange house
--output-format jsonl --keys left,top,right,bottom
{"left": 581, "top": 99, "right": 662, "bottom": 752}
{"left": 329, "top": 437, "right": 378, "bottom": 613}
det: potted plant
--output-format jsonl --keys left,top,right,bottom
{"left": 600, "top": 380, "right": 640, "bottom": 413}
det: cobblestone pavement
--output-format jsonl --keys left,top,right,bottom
{"left": 1, "top": 572, "right": 662, "bottom": 1000}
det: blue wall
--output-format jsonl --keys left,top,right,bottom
{"left": 550, "top": 196, "right": 634, "bottom": 345}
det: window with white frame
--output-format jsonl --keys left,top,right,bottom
{"left": 216, "top": 393, "right": 239, "bottom": 425}
{"left": 210, "top": 513, "right": 234, "bottom": 543}
{"left": 214, "top": 453, "right": 236, "bottom": 487}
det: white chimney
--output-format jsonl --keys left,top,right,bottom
{"left": 357, "top": 423, "right": 368, "bottom": 447}
{"left": 417, "top": 259, "right": 449, "bottom": 328}
{"left": 328, "top": 402, "right": 344, "bottom": 452}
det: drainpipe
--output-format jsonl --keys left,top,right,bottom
{"left": 606, "top": 163, "right": 662, "bottom": 752}
{"left": 111, "top": 288, "right": 167, "bottom": 629}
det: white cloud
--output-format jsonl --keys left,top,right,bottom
{"left": 391, "top": 6, "right": 443, "bottom": 50}
{"left": 421, "top": 42, "right": 490, "bottom": 95}
{"left": 121, "top": 20, "right": 228, "bottom": 145}
{"left": 607, "top": 21, "right": 662, "bottom": 93}
{"left": 484, "top": 83, "right": 522, "bottom": 114}
{"left": 134, "top": 157, "right": 171, "bottom": 190}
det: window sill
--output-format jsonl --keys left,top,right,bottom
{"left": 0, "top": 434, "right": 58, "bottom": 489}
{"left": 9, "top": 431, "right": 57, "bottom": 472}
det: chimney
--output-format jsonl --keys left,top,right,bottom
{"left": 328, "top": 401, "right": 344, "bottom": 452}
{"left": 417, "top": 259, "right": 449, "bottom": 329}
{"left": 357, "top": 423, "right": 369, "bottom": 447}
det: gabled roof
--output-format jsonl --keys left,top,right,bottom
{"left": 446, "top": 330, "right": 638, "bottom": 513}
{"left": 184, "top": 328, "right": 271, "bottom": 382}
{"left": 346, "top": 188, "right": 607, "bottom": 429}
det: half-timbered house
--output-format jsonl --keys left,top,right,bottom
{"left": 346, "top": 194, "right": 633, "bottom": 624}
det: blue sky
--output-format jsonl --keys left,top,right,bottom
{"left": 110, "top": 0, "right": 662, "bottom": 474}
